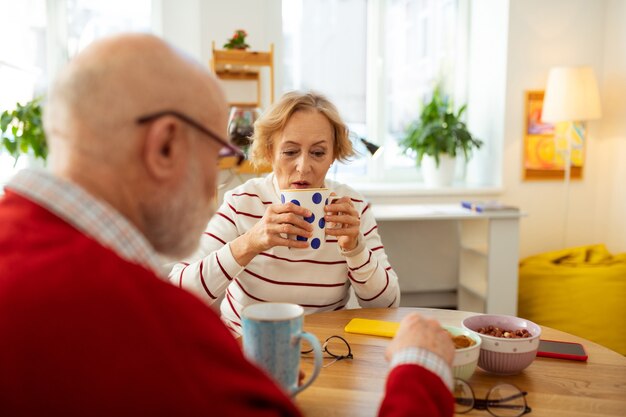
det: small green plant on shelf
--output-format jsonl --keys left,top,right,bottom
{"left": 0, "top": 96, "right": 47, "bottom": 166}
{"left": 223, "top": 29, "right": 250, "bottom": 50}
{"left": 399, "top": 85, "right": 482, "bottom": 167}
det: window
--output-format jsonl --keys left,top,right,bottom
{"left": 385, "top": 0, "right": 460, "bottom": 135}
{"left": 0, "top": 0, "right": 47, "bottom": 182}
{"left": 282, "top": 0, "right": 467, "bottom": 185}
{"left": 283, "top": 0, "right": 367, "bottom": 125}
{"left": 282, "top": 0, "right": 369, "bottom": 178}
{"left": 64, "top": 0, "right": 152, "bottom": 59}
{"left": 0, "top": 0, "right": 151, "bottom": 184}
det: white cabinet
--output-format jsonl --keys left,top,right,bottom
{"left": 371, "top": 204, "right": 522, "bottom": 315}
{"left": 457, "top": 216, "right": 520, "bottom": 314}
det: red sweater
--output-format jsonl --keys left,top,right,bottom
{"left": 0, "top": 190, "right": 452, "bottom": 417}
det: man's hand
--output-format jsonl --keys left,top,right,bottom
{"left": 385, "top": 313, "right": 454, "bottom": 366}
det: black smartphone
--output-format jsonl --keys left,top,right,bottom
{"left": 537, "top": 339, "right": 588, "bottom": 361}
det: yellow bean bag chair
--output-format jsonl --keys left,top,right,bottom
{"left": 518, "top": 244, "right": 626, "bottom": 355}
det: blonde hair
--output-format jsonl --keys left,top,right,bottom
{"left": 249, "top": 90, "right": 355, "bottom": 167}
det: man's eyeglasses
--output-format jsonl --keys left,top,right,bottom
{"left": 302, "top": 335, "right": 353, "bottom": 368}
{"left": 136, "top": 110, "right": 245, "bottom": 167}
{"left": 454, "top": 379, "right": 532, "bottom": 417}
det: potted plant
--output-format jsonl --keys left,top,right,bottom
{"left": 223, "top": 29, "right": 250, "bottom": 50}
{"left": 400, "top": 86, "right": 482, "bottom": 187}
{"left": 0, "top": 96, "right": 47, "bottom": 166}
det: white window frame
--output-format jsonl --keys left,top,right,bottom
{"left": 0, "top": 0, "right": 154, "bottom": 186}
{"left": 328, "top": 0, "right": 492, "bottom": 195}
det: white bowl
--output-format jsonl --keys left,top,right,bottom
{"left": 444, "top": 325, "right": 482, "bottom": 380}
{"left": 462, "top": 314, "right": 541, "bottom": 375}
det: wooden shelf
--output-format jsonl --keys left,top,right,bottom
{"left": 210, "top": 42, "right": 274, "bottom": 108}
{"left": 211, "top": 43, "right": 275, "bottom": 178}
{"left": 212, "top": 49, "right": 272, "bottom": 66}
{"left": 215, "top": 70, "right": 259, "bottom": 81}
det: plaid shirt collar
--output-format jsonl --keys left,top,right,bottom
{"left": 6, "top": 169, "right": 168, "bottom": 279}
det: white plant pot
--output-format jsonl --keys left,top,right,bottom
{"left": 421, "top": 154, "right": 457, "bottom": 187}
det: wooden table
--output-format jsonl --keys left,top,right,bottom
{"left": 296, "top": 308, "right": 626, "bottom": 417}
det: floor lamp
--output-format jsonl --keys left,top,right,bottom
{"left": 541, "top": 66, "right": 602, "bottom": 248}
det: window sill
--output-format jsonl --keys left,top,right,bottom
{"left": 331, "top": 160, "right": 502, "bottom": 199}
{"left": 347, "top": 181, "right": 503, "bottom": 199}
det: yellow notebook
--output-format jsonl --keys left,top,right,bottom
{"left": 344, "top": 318, "right": 400, "bottom": 338}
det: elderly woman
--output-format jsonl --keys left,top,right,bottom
{"left": 170, "top": 91, "right": 400, "bottom": 334}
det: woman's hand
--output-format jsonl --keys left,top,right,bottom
{"left": 230, "top": 202, "right": 313, "bottom": 266}
{"left": 324, "top": 195, "right": 360, "bottom": 252}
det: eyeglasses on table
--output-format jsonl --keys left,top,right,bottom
{"left": 302, "top": 335, "right": 353, "bottom": 368}
{"left": 454, "top": 378, "right": 531, "bottom": 417}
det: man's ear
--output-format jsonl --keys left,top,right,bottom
{"left": 141, "top": 117, "right": 186, "bottom": 181}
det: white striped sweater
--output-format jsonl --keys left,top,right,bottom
{"left": 169, "top": 173, "right": 400, "bottom": 333}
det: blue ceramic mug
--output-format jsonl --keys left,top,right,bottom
{"left": 242, "top": 303, "right": 323, "bottom": 396}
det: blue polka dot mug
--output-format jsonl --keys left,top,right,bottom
{"left": 242, "top": 303, "right": 323, "bottom": 396}
{"left": 279, "top": 188, "right": 331, "bottom": 250}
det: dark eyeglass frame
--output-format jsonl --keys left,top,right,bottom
{"left": 136, "top": 110, "right": 245, "bottom": 166}
{"left": 454, "top": 379, "right": 532, "bottom": 417}
{"left": 302, "top": 335, "right": 353, "bottom": 368}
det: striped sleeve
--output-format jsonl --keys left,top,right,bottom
{"left": 342, "top": 201, "right": 400, "bottom": 308}
{"left": 168, "top": 194, "right": 245, "bottom": 304}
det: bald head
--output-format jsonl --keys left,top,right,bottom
{"left": 43, "top": 33, "right": 229, "bottom": 257}
{"left": 45, "top": 33, "right": 227, "bottom": 161}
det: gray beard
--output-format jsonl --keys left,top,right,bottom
{"left": 145, "top": 160, "right": 215, "bottom": 260}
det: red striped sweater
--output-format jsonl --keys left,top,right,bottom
{"left": 170, "top": 174, "right": 401, "bottom": 333}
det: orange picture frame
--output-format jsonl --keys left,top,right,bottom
{"left": 523, "top": 90, "right": 584, "bottom": 180}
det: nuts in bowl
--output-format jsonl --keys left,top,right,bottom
{"left": 476, "top": 325, "right": 532, "bottom": 339}
{"left": 462, "top": 314, "right": 541, "bottom": 375}
{"left": 444, "top": 326, "right": 482, "bottom": 380}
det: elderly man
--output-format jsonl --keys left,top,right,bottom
{"left": 0, "top": 34, "right": 454, "bottom": 416}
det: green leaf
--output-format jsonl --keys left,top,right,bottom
{"left": 0, "top": 96, "right": 47, "bottom": 165}
{"left": 399, "top": 83, "right": 482, "bottom": 167}
{"left": 457, "top": 104, "right": 467, "bottom": 119}
{"left": 3, "top": 136, "right": 17, "bottom": 156}
{"left": 1, "top": 111, "right": 13, "bottom": 132}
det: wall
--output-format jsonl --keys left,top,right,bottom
{"left": 201, "top": 0, "right": 282, "bottom": 109}
{"left": 465, "top": 0, "right": 509, "bottom": 188}
{"left": 157, "top": 0, "right": 281, "bottom": 109}
{"left": 501, "top": 0, "right": 626, "bottom": 257}
{"left": 374, "top": 0, "right": 626, "bottom": 307}
{"left": 154, "top": 0, "right": 203, "bottom": 61}
{"left": 157, "top": 1, "right": 626, "bottom": 257}
{"left": 595, "top": 0, "right": 626, "bottom": 252}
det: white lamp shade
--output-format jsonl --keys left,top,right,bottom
{"left": 541, "top": 66, "right": 602, "bottom": 123}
